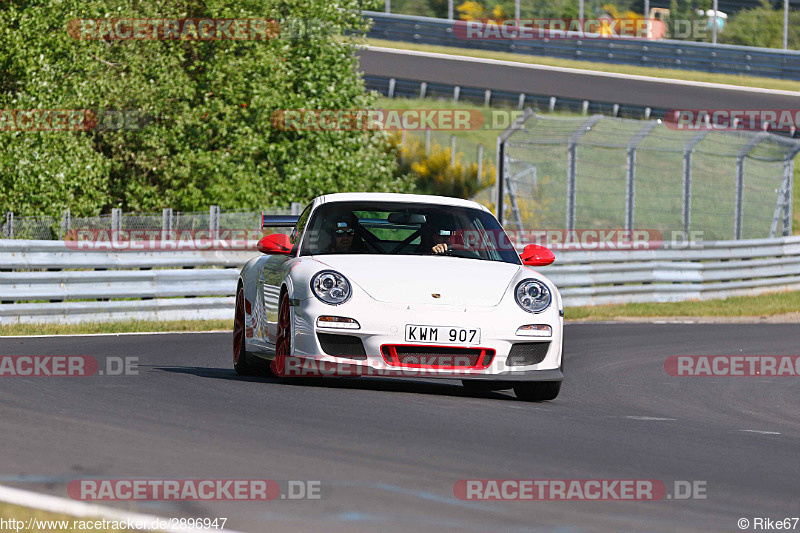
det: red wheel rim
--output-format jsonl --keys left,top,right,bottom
{"left": 233, "top": 289, "right": 244, "bottom": 365}
{"left": 272, "top": 293, "right": 291, "bottom": 376}
{"left": 276, "top": 293, "right": 291, "bottom": 356}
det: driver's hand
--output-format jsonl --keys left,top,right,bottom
{"left": 432, "top": 243, "right": 448, "bottom": 254}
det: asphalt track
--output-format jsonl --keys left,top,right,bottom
{"left": 1, "top": 324, "right": 799, "bottom": 532}
{"left": 357, "top": 47, "right": 800, "bottom": 111}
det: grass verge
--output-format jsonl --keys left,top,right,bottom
{"left": 365, "top": 38, "right": 800, "bottom": 92}
{"left": 2, "top": 291, "right": 800, "bottom": 336}
{"left": 567, "top": 289, "right": 800, "bottom": 321}
{"left": 0, "top": 319, "right": 230, "bottom": 336}
{"left": 0, "top": 502, "right": 130, "bottom": 531}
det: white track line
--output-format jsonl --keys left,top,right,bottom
{"left": 739, "top": 429, "right": 781, "bottom": 435}
{"left": 0, "top": 331, "right": 228, "bottom": 339}
{"left": 0, "top": 484, "right": 246, "bottom": 532}
{"left": 364, "top": 45, "right": 800, "bottom": 96}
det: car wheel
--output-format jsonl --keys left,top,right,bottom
{"left": 271, "top": 292, "right": 292, "bottom": 376}
{"left": 513, "top": 381, "right": 561, "bottom": 402}
{"left": 233, "top": 286, "right": 253, "bottom": 376}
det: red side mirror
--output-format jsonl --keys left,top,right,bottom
{"left": 520, "top": 244, "right": 555, "bottom": 266}
{"left": 257, "top": 233, "right": 293, "bottom": 255}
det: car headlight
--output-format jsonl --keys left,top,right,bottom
{"left": 515, "top": 279, "right": 551, "bottom": 313}
{"left": 311, "top": 270, "right": 351, "bottom": 305}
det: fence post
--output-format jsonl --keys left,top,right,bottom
{"left": 566, "top": 115, "right": 603, "bottom": 231}
{"left": 625, "top": 150, "right": 636, "bottom": 233}
{"left": 625, "top": 122, "right": 658, "bottom": 232}
{"left": 477, "top": 144, "right": 484, "bottom": 186}
{"left": 291, "top": 202, "right": 303, "bottom": 215}
{"left": 419, "top": 82, "right": 427, "bottom": 99}
{"left": 682, "top": 132, "right": 708, "bottom": 237}
{"left": 60, "top": 208, "right": 71, "bottom": 238}
{"left": 735, "top": 133, "right": 767, "bottom": 239}
{"left": 111, "top": 208, "right": 122, "bottom": 234}
{"left": 425, "top": 129, "right": 431, "bottom": 155}
{"left": 450, "top": 135, "right": 456, "bottom": 168}
{"left": 495, "top": 108, "right": 535, "bottom": 225}
{"left": 4, "top": 212, "right": 12, "bottom": 239}
{"left": 162, "top": 208, "right": 173, "bottom": 240}
{"left": 784, "top": 151, "right": 798, "bottom": 236}
{"left": 388, "top": 77, "right": 396, "bottom": 98}
{"left": 209, "top": 205, "right": 220, "bottom": 239}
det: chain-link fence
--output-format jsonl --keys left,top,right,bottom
{"left": 496, "top": 112, "right": 800, "bottom": 240}
{"left": 1, "top": 205, "right": 301, "bottom": 240}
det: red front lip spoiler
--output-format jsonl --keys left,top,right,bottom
{"left": 380, "top": 344, "right": 495, "bottom": 369}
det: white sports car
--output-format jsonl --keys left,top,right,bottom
{"left": 233, "top": 192, "right": 563, "bottom": 401}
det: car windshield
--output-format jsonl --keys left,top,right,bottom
{"left": 299, "top": 201, "right": 521, "bottom": 265}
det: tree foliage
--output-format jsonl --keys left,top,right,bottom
{"left": 719, "top": 0, "right": 800, "bottom": 49}
{"left": 0, "top": 0, "right": 408, "bottom": 216}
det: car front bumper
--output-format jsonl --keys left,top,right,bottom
{"left": 287, "top": 297, "right": 563, "bottom": 382}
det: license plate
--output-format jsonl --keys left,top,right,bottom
{"left": 405, "top": 325, "right": 481, "bottom": 344}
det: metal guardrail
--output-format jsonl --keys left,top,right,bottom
{"left": 0, "top": 240, "right": 256, "bottom": 324}
{"left": 364, "top": 75, "right": 668, "bottom": 120}
{"left": 548, "top": 236, "right": 800, "bottom": 306}
{"left": 0, "top": 298, "right": 236, "bottom": 325}
{"left": 1, "top": 237, "right": 799, "bottom": 323}
{"left": 365, "top": 11, "right": 800, "bottom": 80}
{"left": 0, "top": 240, "right": 256, "bottom": 269}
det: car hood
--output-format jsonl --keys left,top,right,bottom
{"left": 312, "top": 255, "right": 521, "bottom": 307}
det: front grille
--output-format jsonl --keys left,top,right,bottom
{"left": 381, "top": 345, "right": 495, "bottom": 368}
{"left": 317, "top": 333, "right": 367, "bottom": 360}
{"left": 506, "top": 342, "right": 551, "bottom": 367}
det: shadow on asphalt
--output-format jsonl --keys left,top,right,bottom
{"left": 152, "top": 365, "right": 518, "bottom": 401}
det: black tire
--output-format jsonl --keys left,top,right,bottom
{"left": 233, "top": 286, "right": 254, "bottom": 376}
{"left": 513, "top": 381, "right": 561, "bottom": 402}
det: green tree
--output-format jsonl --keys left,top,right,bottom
{"left": 719, "top": 0, "right": 799, "bottom": 49}
{"left": 667, "top": 0, "right": 712, "bottom": 41}
{"left": 0, "top": 0, "right": 408, "bottom": 217}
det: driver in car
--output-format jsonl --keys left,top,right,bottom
{"left": 324, "top": 216, "right": 360, "bottom": 254}
{"left": 418, "top": 218, "right": 453, "bottom": 255}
